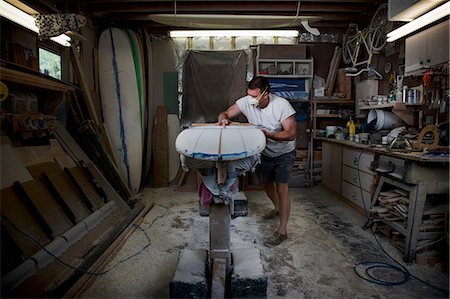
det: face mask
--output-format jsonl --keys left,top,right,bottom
{"left": 248, "top": 88, "right": 268, "bottom": 106}
{"left": 248, "top": 97, "right": 259, "bottom": 106}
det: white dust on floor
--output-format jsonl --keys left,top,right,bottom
{"left": 79, "top": 186, "right": 449, "bottom": 299}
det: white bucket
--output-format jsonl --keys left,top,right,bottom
{"left": 326, "top": 126, "right": 337, "bottom": 137}
{"left": 367, "top": 109, "right": 403, "bottom": 130}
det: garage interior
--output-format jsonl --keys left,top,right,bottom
{"left": 0, "top": 0, "right": 449, "bottom": 298}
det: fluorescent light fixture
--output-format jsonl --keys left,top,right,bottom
{"left": 387, "top": 2, "right": 450, "bottom": 42}
{"left": 0, "top": 0, "right": 71, "bottom": 47}
{"left": 169, "top": 30, "right": 299, "bottom": 38}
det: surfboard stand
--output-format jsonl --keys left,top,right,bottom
{"left": 169, "top": 196, "right": 268, "bottom": 298}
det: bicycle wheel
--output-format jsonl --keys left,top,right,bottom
{"left": 369, "top": 3, "right": 391, "bottom": 53}
{"left": 342, "top": 23, "right": 359, "bottom": 65}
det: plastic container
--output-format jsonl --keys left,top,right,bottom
{"left": 326, "top": 126, "right": 337, "bottom": 137}
{"left": 367, "top": 109, "right": 403, "bottom": 130}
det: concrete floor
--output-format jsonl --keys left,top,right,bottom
{"left": 80, "top": 186, "right": 449, "bottom": 298}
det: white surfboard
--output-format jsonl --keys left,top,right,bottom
{"left": 98, "top": 27, "right": 143, "bottom": 194}
{"left": 175, "top": 125, "right": 266, "bottom": 161}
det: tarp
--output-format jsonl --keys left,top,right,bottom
{"left": 181, "top": 50, "right": 247, "bottom": 125}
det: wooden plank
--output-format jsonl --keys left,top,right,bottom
{"left": 45, "top": 169, "right": 91, "bottom": 221}
{"left": 0, "top": 144, "right": 33, "bottom": 189}
{"left": 63, "top": 202, "right": 153, "bottom": 298}
{"left": 153, "top": 106, "right": 169, "bottom": 187}
{"left": 68, "top": 166, "right": 104, "bottom": 210}
{"left": 85, "top": 161, "right": 130, "bottom": 211}
{"left": 325, "top": 46, "right": 342, "bottom": 97}
{"left": 0, "top": 186, "right": 49, "bottom": 257}
{"left": 70, "top": 46, "right": 100, "bottom": 125}
{"left": 26, "top": 162, "right": 61, "bottom": 179}
{"left": 14, "top": 144, "right": 54, "bottom": 166}
{"left": 20, "top": 180, "right": 74, "bottom": 236}
{"left": 53, "top": 120, "right": 91, "bottom": 163}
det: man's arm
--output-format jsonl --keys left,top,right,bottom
{"left": 218, "top": 103, "right": 241, "bottom": 125}
{"left": 262, "top": 114, "right": 297, "bottom": 141}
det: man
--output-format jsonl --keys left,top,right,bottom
{"left": 218, "top": 76, "right": 297, "bottom": 246}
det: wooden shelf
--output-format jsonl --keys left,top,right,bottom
{"left": 359, "top": 102, "right": 424, "bottom": 110}
{"left": 0, "top": 66, "right": 74, "bottom": 93}
{"left": 316, "top": 114, "right": 343, "bottom": 118}
{"left": 312, "top": 98, "right": 353, "bottom": 104}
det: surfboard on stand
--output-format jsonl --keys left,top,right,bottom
{"left": 98, "top": 27, "right": 143, "bottom": 194}
{"left": 175, "top": 125, "right": 266, "bottom": 161}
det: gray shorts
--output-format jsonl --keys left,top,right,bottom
{"left": 260, "top": 150, "right": 295, "bottom": 184}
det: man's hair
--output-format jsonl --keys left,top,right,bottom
{"left": 248, "top": 76, "right": 270, "bottom": 92}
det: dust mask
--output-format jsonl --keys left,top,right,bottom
{"left": 248, "top": 97, "right": 260, "bottom": 106}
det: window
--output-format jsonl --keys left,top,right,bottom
{"left": 39, "top": 48, "right": 61, "bottom": 79}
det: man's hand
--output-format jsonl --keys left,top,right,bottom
{"left": 218, "top": 118, "right": 231, "bottom": 126}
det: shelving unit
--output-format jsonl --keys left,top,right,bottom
{"left": 0, "top": 64, "right": 74, "bottom": 143}
{"left": 311, "top": 98, "right": 354, "bottom": 137}
{"left": 257, "top": 59, "right": 314, "bottom": 78}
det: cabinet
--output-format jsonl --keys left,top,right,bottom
{"left": 405, "top": 21, "right": 449, "bottom": 76}
{"left": 257, "top": 59, "right": 313, "bottom": 78}
{"left": 341, "top": 147, "right": 376, "bottom": 210}
{"left": 322, "top": 140, "right": 377, "bottom": 211}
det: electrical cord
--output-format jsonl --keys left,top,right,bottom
{"left": 353, "top": 148, "right": 448, "bottom": 294}
{"left": 1, "top": 210, "right": 165, "bottom": 276}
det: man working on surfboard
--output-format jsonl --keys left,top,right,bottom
{"left": 218, "top": 76, "right": 297, "bottom": 246}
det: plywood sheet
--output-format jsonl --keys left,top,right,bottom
{"left": 46, "top": 170, "right": 91, "bottom": 222}
{"left": 0, "top": 186, "right": 49, "bottom": 257}
{"left": 0, "top": 144, "right": 33, "bottom": 189}
{"left": 21, "top": 180, "right": 73, "bottom": 236}
{"left": 68, "top": 167, "right": 104, "bottom": 210}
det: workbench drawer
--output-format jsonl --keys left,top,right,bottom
{"left": 342, "top": 165, "right": 376, "bottom": 193}
{"left": 341, "top": 181, "right": 372, "bottom": 211}
{"left": 342, "top": 148, "right": 375, "bottom": 174}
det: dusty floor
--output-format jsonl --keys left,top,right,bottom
{"left": 80, "top": 186, "right": 449, "bottom": 299}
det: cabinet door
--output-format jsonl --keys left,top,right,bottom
{"left": 405, "top": 30, "right": 427, "bottom": 74}
{"left": 426, "top": 21, "right": 449, "bottom": 67}
{"left": 321, "top": 142, "right": 342, "bottom": 194}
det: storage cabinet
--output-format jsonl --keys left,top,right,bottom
{"left": 341, "top": 148, "right": 376, "bottom": 210}
{"left": 321, "top": 140, "right": 377, "bottom": 211}
{"left": 405, "top": 21, "right": 449, "bottom": 76}
{"left": 257, "top": 59, "right": 313, "bottom": 78}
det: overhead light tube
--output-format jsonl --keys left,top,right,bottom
{"left": 387, "top": 2, "right": 450, "bottom": 42}
{"left": 0, "top": 0, "right": 71, "bottom": 47}
{"left": 169, "top": 30, "right": 299, "bottom": 38}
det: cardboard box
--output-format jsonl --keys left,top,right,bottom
{"left": 314, "top": 87, "right": 325, "bottom": 97}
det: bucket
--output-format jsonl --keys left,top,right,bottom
{"left": 367, "top": 109, "right": 403, "bottom": 131}
{"left": 326, "top": 126, "right": 337, "bottom": 137}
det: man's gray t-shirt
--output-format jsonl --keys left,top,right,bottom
{"left": 236, "top": 93, "right": 296, "bottom": 157}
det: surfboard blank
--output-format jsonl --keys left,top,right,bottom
{"left": 175, "top": 126, "right": 266, "bottom": 161}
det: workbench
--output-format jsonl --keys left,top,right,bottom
{"left": 318, "top": 137, "right": 449, "bottom": 263}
